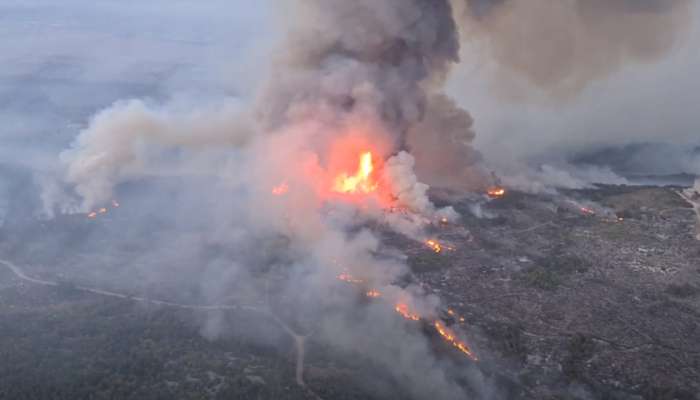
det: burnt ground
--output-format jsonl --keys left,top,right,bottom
{"left": 399, "top": 185, "right": 700, "bottom": 399}
{"left": 1, "top": 185, "right": 699, "bottom": 399}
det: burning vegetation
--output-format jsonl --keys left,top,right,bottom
{"left": 487, "top": 186, "right": 506, "bottom": 199}
{"left": 333, "top": 151, "right": 378, "bottom": 195}
{"left": 271, "top": 182, "right": 289, "bottom": 196}
{"left": 86, "top": 200, "right": 120, "bottom": 219}
{"left": 336, "top": 262, "right": 477, "bottom": 361}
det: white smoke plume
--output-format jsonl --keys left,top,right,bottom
{"left": 680, "top": 178, "right": 700, "bottom": 240}
{"left": 59, "top": 98, "right": 255, "bottom": 211}
{"left": 499, "top": 163, "right": 629, "bottom": 194}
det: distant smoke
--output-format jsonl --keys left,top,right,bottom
{"left": 453, "top": 0, "right": 693, "bottom": 96}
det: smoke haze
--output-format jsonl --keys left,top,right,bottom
{"left": 23, "top": 0, "right": 489, "bottom": 397}
{"left": 449, "top": 0, "right": 700, "bottom": 186}
{"left": 453, "top": 0, "right": 692, "bottom": 98}
{"left": 2, "top": 0, "right": 700, "bottom": 397}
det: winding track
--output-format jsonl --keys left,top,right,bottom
{"left": 0, "top": 259, "right": 261, "bottom": 311}
{"left": 0, "top": 258, "right": 321, "bottom": 398}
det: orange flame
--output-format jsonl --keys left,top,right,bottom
{"left": 334, "top": 265, "right": 477, "bottom": 360}
{"left": 426, "top": 240, "right": 443, "bottom": 253}
{"left": 487, "top": 187, "right": 506, "bottom": 199}
{"left": 425, "top": 240, "right": 454, "bottom": 253}
{"left": 434, "top": 321, "right": 478, "bottom": 361}
{"left": 272, "top": 182, "right": 289, "bottom": 196}
{"left": 395, "top": 303, "right": 421, "bottom": 321}
{"left": 333, "top": 151, "right": 378, "bottom": 194}
{"left": 86, "top": 201, "right": 121, "bottom": 219}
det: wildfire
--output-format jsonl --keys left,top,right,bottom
{"left": 272, "top": 182, "right": 289, "bottom": 196}
{"left": 395, "top": 303, "right": 421, "bottom": 321}
{"left": 580, "top": 207, "right": 596, "bottom": 215}
{"left": 487, "top": 187, "right": 506, "bottom": 199}
{"left": 334, "top": 267, "right": 477, "bottom": 361}
{"left": 447, "top": 309, "right": 466, "bottom": 323}
{"left": 333, "top": 151, "right": 378, "bottom": 194}
{"left": 426, "top": 240, "right": 443, "bottom": 253}
{"left": 86, "top": 200, "right": 120, "bottom": 219}
{"left": 338, "top": 272, "right": 364, "bottom": 284}
{"left": 425, "top": 239, "right": 453, "bottom": 253}
{"left": 434, "top": 321, "right": 478, "bottom": 361}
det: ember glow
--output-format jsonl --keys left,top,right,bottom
{"left": 271, "top": 182, "right": 289, "bottom": 196}
{"left": 487, "top": 187, "right": 506, "bottom": 199}
{"left": 333, "top": 151, "right": 378, "bottom": 194}
{"left": 426, "top": 240, "right": 443, "bottom": 253}
{"left": 366, "top": 290, "right": 382, "bottom": 298}
{"left": 425, "top": 239, "right": 453, "bottom": 253}
{"left": 337, "top": 272, "right": 364, "bottom": 284}
{"left": 85, "top": 200, "right": 121, "bottom": 219}
{"left": 434, "top": 321, "right": 478, "bottom": 361}
{"left": 580, "top": 207, "right": 596, "bottom": 215}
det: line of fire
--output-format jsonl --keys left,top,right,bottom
{"left": 78, "top": 147, "right": 636, "bottom": 365}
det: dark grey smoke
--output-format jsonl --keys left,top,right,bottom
{"left": 256, "top": 0, "right": 485, "bottom": 189}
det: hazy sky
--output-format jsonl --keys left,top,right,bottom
{"left": 0, "top": 0, "right": 274, "bottom": 167}
{"left": 1, "top": 1, "right": 698, "bottom": 174}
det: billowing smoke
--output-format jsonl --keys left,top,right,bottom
{"left": 453, "top": 0, "right": 693, "bottom": 97}
{"left": 47, "top": 0, "right": 490, "bottom": 398}
{"left": 255, "top": 0, "right": 485, "bottom": 189}
{"left": 446, "top": 0, "right": 698, "bottom": 191}
{"left": 58, "top": 98, "right": 255, "bottom": 211}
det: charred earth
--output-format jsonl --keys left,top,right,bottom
{"left": 1, "top": 184, "right": 699, "bottom": 400}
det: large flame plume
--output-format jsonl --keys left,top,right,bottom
{"left": 333, "top": 151, "right": 378, "bottom": 194}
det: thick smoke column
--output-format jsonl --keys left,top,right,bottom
{"left": 453, "top": 0, "right": 692, "bottom": 96}
{"left": 53, "top": 1, "right": 488, "bottom": 398}
{"left": 59, "top": 0, "right": 485, "bottom": 209}
{"left": 256, "top": 0, "right": 484, "bottom": 189}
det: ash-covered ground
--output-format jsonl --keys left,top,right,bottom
{"left": 1, "top": 184, "right": 699, "bottom": 400}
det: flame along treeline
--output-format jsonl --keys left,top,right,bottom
{"left": 86, "top": 200, "right": 120, "bottom": 219}
{"left": 273, "top": 148, "right": 478, "bottom": 361}
{"left": 338, "top": 270, "right": 478, "bottom": 361}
